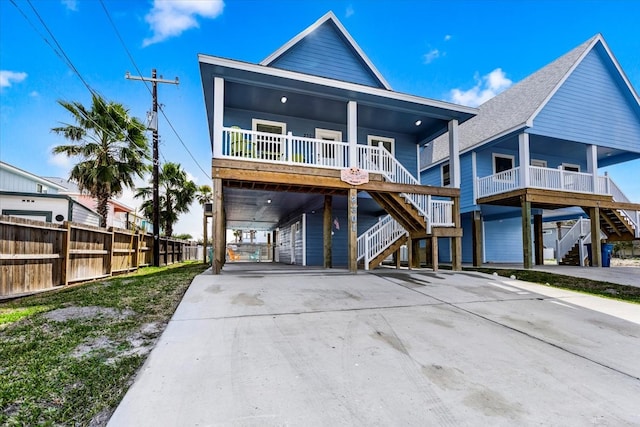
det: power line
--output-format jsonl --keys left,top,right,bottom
{"left": 99, "top": 0, "right": 211, "bottom": 180}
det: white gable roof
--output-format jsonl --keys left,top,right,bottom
{"left": 260, "top": 11, "right": 392, "bottom": 90}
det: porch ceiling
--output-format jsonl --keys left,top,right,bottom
{"left": 224, "top": 81, "right": 452, "bottom": 140}
{"left": 223, "top": 188, "right": 386, "bottom": 231}
{"left": 490, "top": 134, "right": 640, "bottom": 166}
{"left": 201, "top": 57, "right": 476, "bottom": 144}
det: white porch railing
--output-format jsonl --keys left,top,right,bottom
{"left": 477, "top": 166, "right": 620, "bottom": 199}
{"left": 476, "top": 165, "right": 639, "bottom": 238}
{"left": 357, "top": 215, "right": 407, "bottom": 270}
{"left": 475, "top": 167, "right": 521, "bottom": 198}
{"left": 221, "top": 127, "right": 350, "bottom": 168}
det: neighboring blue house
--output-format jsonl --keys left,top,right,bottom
{"left": 420, "top": 34, "right": 640, "bottom": 268}
{"left": 199, "top": 12, "right": 476, "bottom": 273}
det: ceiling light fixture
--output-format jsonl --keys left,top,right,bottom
{"left": 281, "top": 96, "right": 287, "bottom": 104}
{"left": 267, "top": 199, "right": 272, "bottom": 204}
{"left": 415, "top": 120, "right": 422, "bottom": 126}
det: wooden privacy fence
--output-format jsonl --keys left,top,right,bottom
{"left": 0, "top": 216, "right": 200, "bottom": 298}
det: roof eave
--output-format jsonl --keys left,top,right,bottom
{"left": 199, "top": 54, "right": 477, "bottom": 119}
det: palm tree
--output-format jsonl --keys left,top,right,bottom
{"left": 136, "top": 162, "right": 196, "bottom": 237}
{"left": 52, "top": 94, "right": 149, "bottom": 227}
{"left": 196, "top": 185, "right": 213, "bottom": 207}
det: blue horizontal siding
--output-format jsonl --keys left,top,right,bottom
{"left": 484, "top": 217, "right": 529, "bottom": 263}
{"left": 461, "top": 213, "right": 473, "bottom": 263}
{"left": 531, "top": 46, "right": 640, "bottom": 153}
{"left": 269, "top": 21, "right": 383, "bottom": 88}
{"left": 305, "top": 202, "right": 380, "bottom": 267}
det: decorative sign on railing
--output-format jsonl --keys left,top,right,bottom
{"left": 341, "top": 167, "right": 369, "bottom": 185}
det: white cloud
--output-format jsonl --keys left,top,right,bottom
{"left": 48, "top": 151, "right": 73, "bottom": 172}
{"left": 449, "top": 68, "right": 512, "bottom": 107}
{"left": 29, "top": 90, "right": 39, "bottom": 97}
{"left": 444, "top": 34, "right": 452, "bottom": 41}
{"left": 143, "top": 0, "right": 224, "bottom": 47}
{"left": 0, "top": 70, "right": 27, "bottom": 88}
{"left": 346, "top": 5, "right": 355, "bottom": 17}
{"left": 423, "top": 48, "right": 440, "bottom": 64}
{"left": 61, "top": 0, "right": 78, "bottom": 11}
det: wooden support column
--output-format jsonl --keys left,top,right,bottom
{"left": 271, "top": 230, "right": 277, "bottom": 263}
{"left": 212, "top": 178, "right": 224, "bottom": 274}
{"left": 411, "top": 239, "right": 421, "bottom": 268}
{"left": 431, "top": 237, "right": 439, "bottom": 272}
{"left": 452, "top": 195, "right": 462, "bottom": 271}
{"left": 521, "top": 196, "right": 532, "bottom": 269}
{"left": 472, "top": 210, "right": 483, "bottom": 267}
{"left": 266, "top": 233, "right": 271, "bottom": 263}
{"left": 589, "top": 207, "right": 602, "bottom": 267}
{"left": 534, "top": 214, "right": 544, "bottom": 265}
{"left": 323, "top": 195, "right": 332, "bottom": 268}
{"left": 202, "top": 216, "right": 208, "bottom": 263}
{"left": 347, "top": 188, "right": 358, "bottom": 273}
{"left": 448, "top": 119, "right": 461, "bottom": 188}
{"left": 407, "top": 237, "right": 413, "bottom": 270}
{"left": 395, "top": 249, "right": 401, "bottom": 269}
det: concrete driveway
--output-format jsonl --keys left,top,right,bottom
{"left": 108, "top": 264, "right": 640, "bottom": 426}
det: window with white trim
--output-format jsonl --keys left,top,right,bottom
{"left": 252, "top": 119, "right": 286, "bottom": 160}
{"left": 441, "top": 163, "right": 450, "bottom": 187}
{"left": 493, "top": 154, "right": 514, "bottom": 174}
{"left": 367, "top": 135, "right": 395, "bottom": 155}
{"left": 562, "top": 163, "right": 580, "bottom": 172}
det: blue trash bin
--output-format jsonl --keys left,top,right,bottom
{"left": 601, "top": 243, "right": 613, "bottom": 268}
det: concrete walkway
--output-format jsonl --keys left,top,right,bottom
{"left": 108, "top": 263, "right": 640, "bottom": 426}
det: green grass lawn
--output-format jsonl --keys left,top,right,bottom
{"left": 0, "top": 262, "right": 208, "bottom": 427}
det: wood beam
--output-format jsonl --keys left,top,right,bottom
{"left": 212, "top": 178, "right": 224, "bottom": 274}
{"left": 589, "top": 207, "right": 602, "bottom": 267}
{"left": 472, "top": 210, "right": 483, "bottom": 267}
{"left": 348, "top": 188, "right": 358, "bottom": 273}
{"left": 212, "top": 160, "right": 460, "bottom": 197}
{"left": 323, "top": 195, "right": 332, "bottom": 268}
{"left": 451, "top": 237, "right": 462, "bottom": 271}
{"left": 521, "top": 196, "right": 532, "bottom": 269}
{"left": 407, "top": 236, "right": 413, "bottom": 270}
{"left": 534, "top": 214, "right": 543, "bottom": 265}
{"left": 431, "top": 237, "right": 439, "bottom": 272}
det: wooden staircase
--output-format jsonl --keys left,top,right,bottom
{"left": 583, "top": 207, "right": 636, "bottom": 241}
{"left": 368, "top": 192, "right": 425, "bottom": 235}
{"left": 559, "top": 243, "right": 583, "bottom": 266}
{"left": 365, "top": 234, "right": 409, "bottom": 270}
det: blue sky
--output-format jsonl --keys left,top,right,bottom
{"left": 1, "top": 0, "right": 639, "bottom": 238}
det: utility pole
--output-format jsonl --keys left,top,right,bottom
{"left": 126, "top": 69, "right": 179, "bottom": 267}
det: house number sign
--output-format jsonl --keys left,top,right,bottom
{"left": 341, "top": 167, "right": 369, "bottom": 185}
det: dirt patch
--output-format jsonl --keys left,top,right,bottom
{"left": 43, "top": 306, "right": 135, "bottom": 322}
{"left": 611, "top": 258, "right": 640, "bottom": 267}
{"left": 71, "top": 336, "right": 114, "bottom": 358}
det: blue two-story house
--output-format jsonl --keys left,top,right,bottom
{"left": 199, "top": 12, "right": 477, "bottom": 273}
{"left": 420, "top": 34, "right": 640, "bottom": 268}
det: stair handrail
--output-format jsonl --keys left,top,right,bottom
{"left": 357, "top": 215, "right": 407, "bottom": 270}
{"left": 608, "top": 177, "right": 640, "bottom": 238}
{"left": 375, "top": 147, "right": 430, "bottom": 222}
{"left": 556, "top": 218, "right": 590, "bottom": 262}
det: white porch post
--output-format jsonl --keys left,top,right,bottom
{"left": 518, "top": 133, "right": 530, "bottom": 187}
{"left": 213, "top": 77, "right": 224, "bottom": 159}
{"left": 347, "top": 101, "right": 358, "bottom": 168}
{"left": 448, "top": 119, "right": 460, "bottom": 188}
{"left": 586, "top": 144, "right": 598, "bottom": 193}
